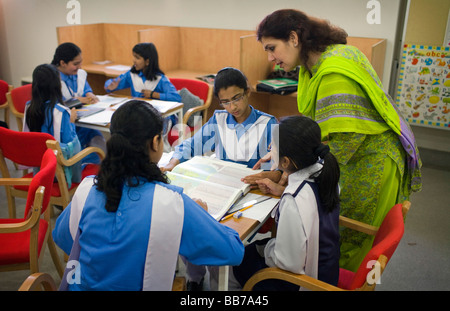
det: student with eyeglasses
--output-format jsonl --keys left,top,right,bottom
{"left": 162, "top": 67, "right": 277, "bottom": 290}
{"left": 162, "top": 67, "right": 278, "bottom": 172}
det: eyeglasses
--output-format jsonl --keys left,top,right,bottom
{"left": 219, "top": 92, "right": 246, "bottom": 107}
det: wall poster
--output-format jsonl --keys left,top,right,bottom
{"left": 396, "top": 44, "right": 450, "bottom": 129}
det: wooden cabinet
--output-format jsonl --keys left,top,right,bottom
{"left": 57, "top": 23, "right": 386, "bottom": 119}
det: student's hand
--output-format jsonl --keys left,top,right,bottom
{"left": 86, "top": 93, "right": 99, "bottom": 104}
{"left": 143, "top": 89, "right": 152, "bottom": 98}
{"left": 252, "top": 152, "right": 272, "bottom": 170}
{"left": 143, "top": 89, "right": 159, "bottom": 99}
{"left": 193, "top": 198, "right": 208, "bottom": 212}
{"left": 255, "top": 178, "right": 285, "bottom": 197}
{"left": 106, "top": 77, "right": 120, "bottom": 91}
{"left": 241, "top": 170, "right": 282, "bottom": 188}
{"left": 278, "top": 171, "right": 289, "bottom": 187}
{"left": 160, "top": 158, "right": 180, "bottom": 173}
{"left": 70, "top": 108, "right": 77, "bottom": 123}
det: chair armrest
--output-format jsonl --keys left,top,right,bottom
{"left": 242, "top": 267, "right": 344, "bottom": 291}
{"left": 18, "top": 273, "right": 57, "bottom": 291}
{"left": 0, "top": 178, "right": 33, "bottom": 186}
{"left": 46, "top": 140, "right": 105, "bottom": 167}
{"left": 339, "top": 215, "right": 379, "bottom": 236}
{"left": 59, "top": 146, "right": 105, "bottom": 167}
{"left": 182, "top": 105, "right": 210, "bottom": 125}
{"left": 0, "top": 186, "right": 44, "bottom": 233}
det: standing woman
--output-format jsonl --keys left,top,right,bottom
{"left": 256, "top": 9, "right": 422, "bottom": 272}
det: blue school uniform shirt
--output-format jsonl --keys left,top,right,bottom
{"left": 53, "top": 179, "right": 244, "bottom": 291}
{"left": 172, "top": 106, "right": 278, "bottom": 168}
{"left": 104, "top": 70, "right": 181, "bottom": 102}
{"left": 59, "top": 71, "right": 93, "bottom": 100}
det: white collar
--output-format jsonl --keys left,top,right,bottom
{"left": 283, "top": 162, "right": 323, "bottom": 195}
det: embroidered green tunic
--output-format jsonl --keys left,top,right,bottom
{"left": 297, "top": 44, "right": 422, "bottom": 272}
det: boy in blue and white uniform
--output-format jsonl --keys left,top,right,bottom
{"left": 163, "top": 67, "right": 278, "bottom": 290}
{"left": 163, "top": 67, "right": 278, "bottom": 171}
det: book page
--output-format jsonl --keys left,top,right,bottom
{"left": 141, "top": 99, "right": 181, "bottom": 114}
{"left": 171, "top": 156, "right": 261, "bottom": 193}
{"left": 167, "top": 172, "right": 241, "bottom": 221}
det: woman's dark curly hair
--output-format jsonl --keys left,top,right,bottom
{"left": 94, "top": 100, "right": 168, "bottom": 212}
{"left": 257, "top": 9, "right": 348, "bottom": 72}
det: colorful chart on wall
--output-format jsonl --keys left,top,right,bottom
{"left": 396, "top": 44, "right": 450, "bottom": 129}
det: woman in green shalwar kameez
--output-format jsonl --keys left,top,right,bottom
{"left": 255, "top": 9, "right": 422, "bottom": 272}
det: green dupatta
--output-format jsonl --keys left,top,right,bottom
{"left": 297, "top": 44, "right": 422, "bottom": 192}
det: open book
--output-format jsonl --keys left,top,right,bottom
{"left": 166, "top": 156, "right": 262, "bottom": 221}
{"left": 78, "top": 96, "right": 181, "bottom": 125}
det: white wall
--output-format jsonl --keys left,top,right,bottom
{"left": 0, "top": 0, "right": 400, "bottom": 88}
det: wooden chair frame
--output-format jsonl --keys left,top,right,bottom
{"left": 0, "top": 139, "right": 105, "bottom": 218}
{"left": 45, "top": 140, "right": 105, "bottom": 209}
{"left": 19, "top": 273, "right": 187, "bottom": 291}
{"left": 243, "top": 201, "right": 411, "bottom": 291}
{"left": 0, "top": 84, "right": 13, "bottom": 127}
{"left": 0, "top": 168, "right": 64, "bottom": 277}
{"left": 6, "top": 85, "right": 31, "bottom": 132}
{"left": 18, "top": 272, "right": 58, "bottom": 291}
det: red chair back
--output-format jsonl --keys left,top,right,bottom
{"left": 23, "top": 149, "right": 57, "bottom": 217}
{"left": 169, "top": 78, "right": 210, "bottom": 102}
{"left": 9, "top": 84, "right": 31, "bottom": 114}
{"left": 348, "top": 203, "right": 405, "bottom": 289}
{"left": 0, "top": 80, "right": 8, "bottom": 105}
{"left": 0, "top": 127, "right": 55, "bottom": 167}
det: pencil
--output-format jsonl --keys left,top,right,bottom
{"left": 76, "top": 109, "right": 89, "bottom": 112}
{"left": 221, "top": 204, "right": 254, "bottom": 222}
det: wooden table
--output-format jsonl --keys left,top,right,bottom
{"left": 216, "top": 190, "right": 279, "bottom": 291}
{"left": 75, "top": 95, "right": 184, "bottom": 135}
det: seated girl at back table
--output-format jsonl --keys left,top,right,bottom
{"left": 51, "top": 42, "right": 105, "bottom": 163}
{"left": 104, "top": 42, "right": 181, "bottom": 102}
{"left": 53, "top": 100, "right": 244, "bottom": 291}
{"left": 23, "top": 63, "right": 83, "bottom": 185}
{"left": 233, "top": 115, "right": 341, "bottom": 290}
{"left": 105, "top": 42, "right": 181, "bottom": 149}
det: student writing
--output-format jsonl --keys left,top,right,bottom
{"left": 104, "top": 42, "right": 181, "bottom": 102}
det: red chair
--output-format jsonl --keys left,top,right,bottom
{"left": 243, "top": 201, "right": 411, "bottom": 291}
{"left": 168, "top": 78, "right": 213, "bottom": 146}
{"left": 6, "top": 83, "right": 31, "bottom": 131}
{"left": 0, "top": 127, "right": 104, "bottom": 219}
{"left": 0, "top": 80, "right": 13, "bottom": 127}
{"left": 0, "top": 148, "right": 64, "bottom": 277}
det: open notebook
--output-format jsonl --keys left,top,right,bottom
{"left": 166, "top": 156, "right": 262, "bottom": 221}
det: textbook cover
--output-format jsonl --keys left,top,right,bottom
{"left": 256, "top": 78, "right": 298, "bottom": 95}
{"left": 257, "top": 78, "right": 298, "bottom": 89}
